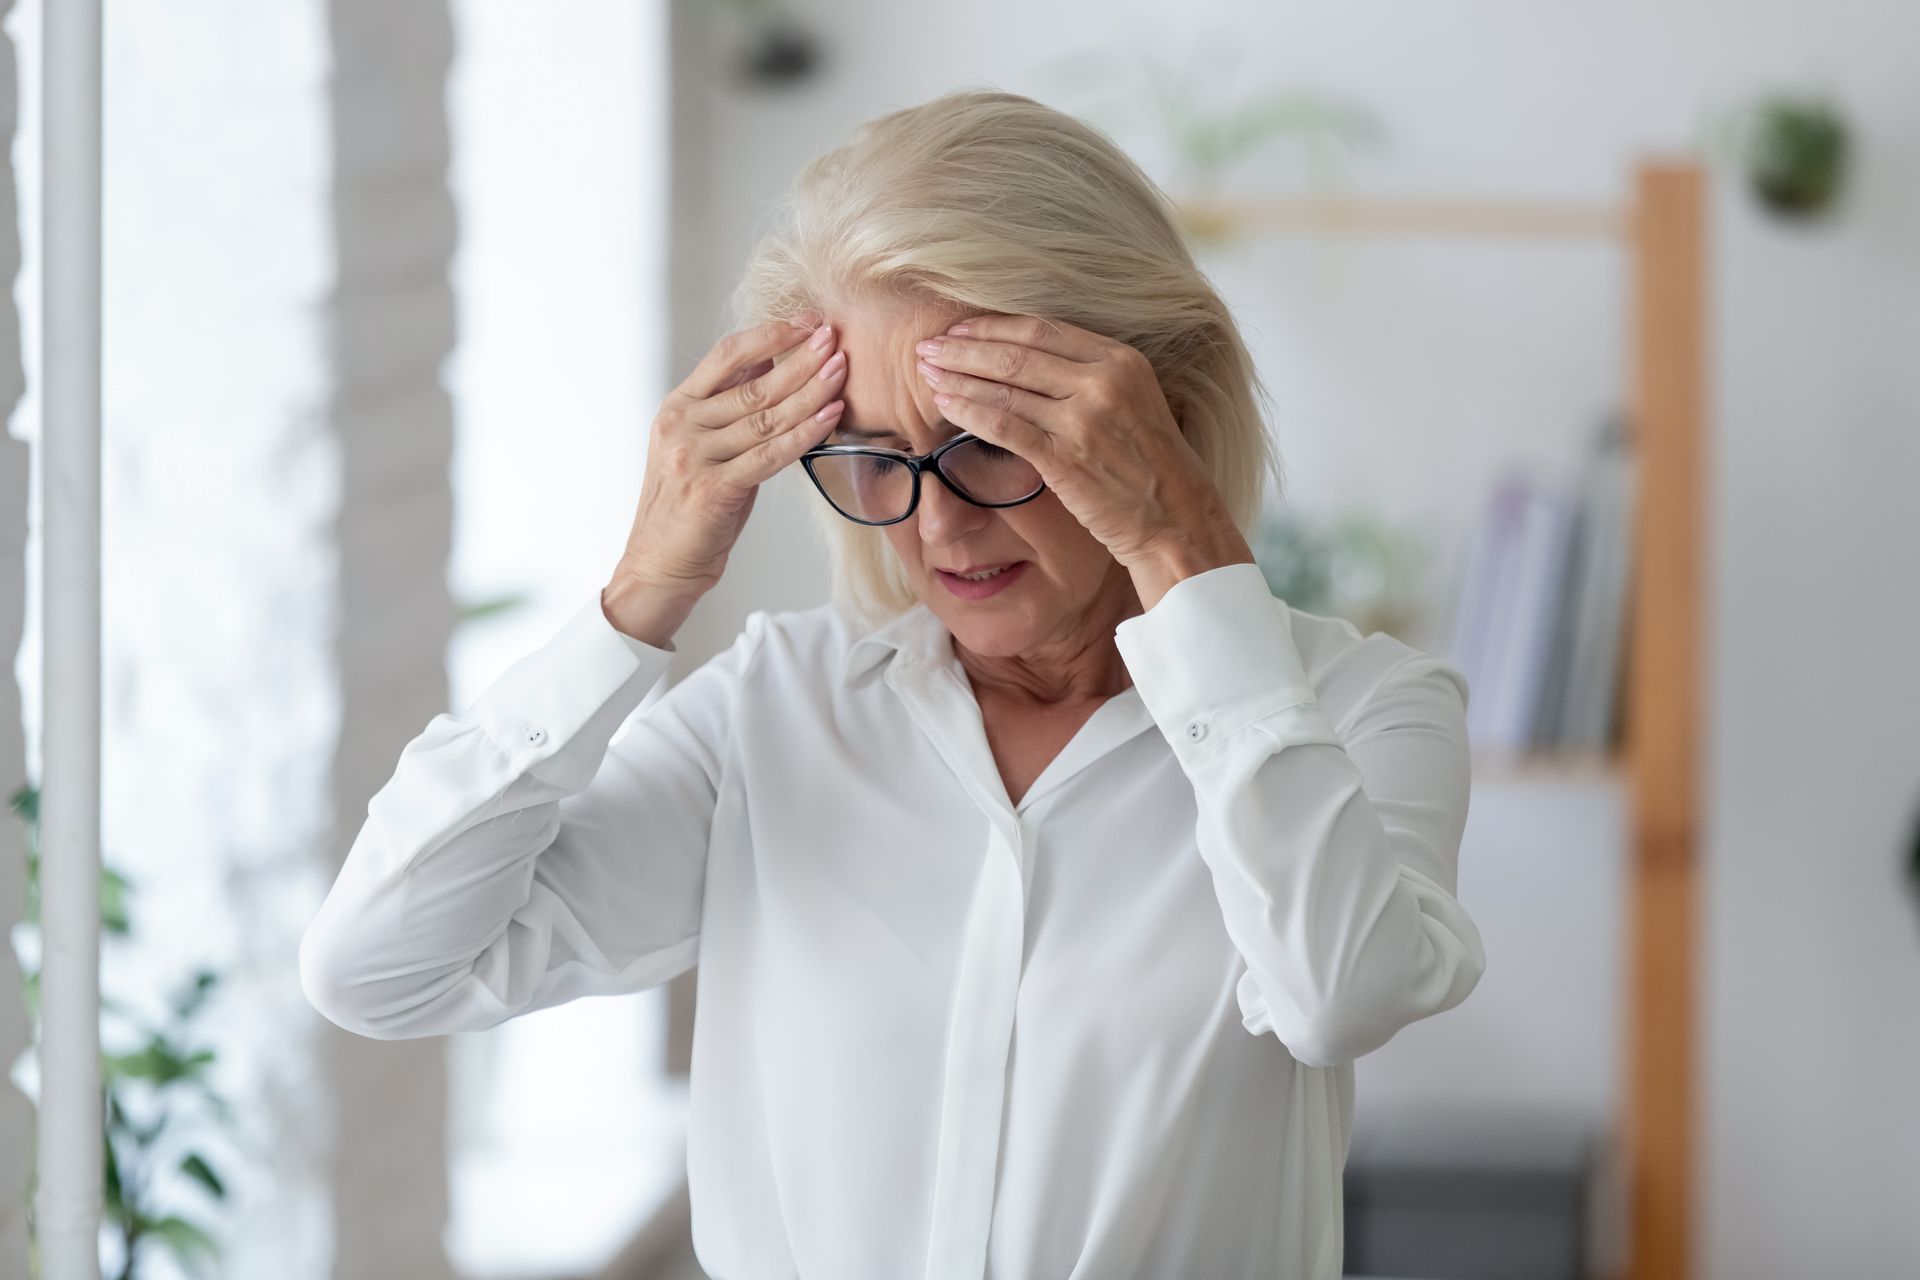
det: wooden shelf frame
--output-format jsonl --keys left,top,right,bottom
{"left": 1179, "top": 164, "right": 1708, "bottom": 1280}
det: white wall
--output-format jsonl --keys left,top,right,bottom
{"left": 1701, "top": 96, "right": 1920, "bottom": 1276}
{"left": 667, "top": 2, "right": 1920, "bottom": 1274}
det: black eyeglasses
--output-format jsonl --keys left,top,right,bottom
{"left": 800, "top": 430, "right": 1047, "bottom": 526}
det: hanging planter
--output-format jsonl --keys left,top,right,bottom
{"left": 1710, "top": 92, "right": 1853, "bottom": 222}
{"left": 722, "top": 0, "right": 822, "bottom": 88}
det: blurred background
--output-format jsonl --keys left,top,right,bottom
{"left": 2, "top": 1, "right": 1917, "bottom": 1277}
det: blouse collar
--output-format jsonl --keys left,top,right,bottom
{"left": 841, "top": 602, "right": 955, "bottom": 685}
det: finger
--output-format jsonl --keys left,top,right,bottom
{"left": 931, "top": 391, "right": 1053, "bottom": 472}
{"left": 692, "top": 324, "right": 841, "bottom": 428}
{"left": 716, "top": 394, "right": 848, "bottom": 489}
{"left": 916, "top": 331, "right": 1083, "bottom": 400}
{"left": 713, "top": 357, "right": 774, "bottom": 395}
{"left": 675, "top": 318, "right": 815, "bottom": 402}
{"left": 915, "top": 358, "right": 1069, "bottom": 432}
{"left": 708, "top": 347, "right": 849, "bottom": 461}
{"left": 940, "top": 313, "right": 1112, "bottom": 362}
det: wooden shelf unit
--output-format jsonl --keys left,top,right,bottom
{"left": 1179, "top": 163, "right": 1708, "bottom": 1280}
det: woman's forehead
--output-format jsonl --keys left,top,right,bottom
{"left": 830, "top": 418, "right": 961, "bottom": 449}
{"left": 829, "top": 309, "right": 960, "bottom": 449}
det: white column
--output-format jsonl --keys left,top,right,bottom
{"left": 0, "top": 0, "right": 39, "bottom": 1274}
{"left": 312, "top": 1, "right": 462, "bottom": 1275}
{"left": 36, "top": 0, "right": 102, "bottom": 1272}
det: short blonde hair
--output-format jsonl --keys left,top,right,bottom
{"left": 729, "top": 86, "right": 1286, "bottom": 628}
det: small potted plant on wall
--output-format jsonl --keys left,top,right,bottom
{"left": 1708, "top": 90, "right": 1853, "bottom": 223}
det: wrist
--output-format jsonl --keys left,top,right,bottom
{"left": 1126, "top": 526, "right": 1255, "bottom": 612}
{"left": 601, "top": 570, "right": 703, "bottom": 650}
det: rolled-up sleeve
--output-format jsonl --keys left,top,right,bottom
{"left": 1113, "top": 561, "right": 1485, "bottom": 1068}
{"left": 298, "top": 593, "right": 764, "bottom": 1040}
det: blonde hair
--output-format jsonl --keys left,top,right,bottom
{"left": 729, "top": 85, "right": 1286, "bottom": 628}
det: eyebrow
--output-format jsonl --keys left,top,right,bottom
{"left": 834, "top": 419, "right": 960, "bottom": 446}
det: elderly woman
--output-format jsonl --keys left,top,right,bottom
{"left": 300, "top": 88, "right": 1485, "bottom": 1279}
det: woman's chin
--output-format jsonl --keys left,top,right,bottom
{"left": 933, "top": 603, "right": 1040, "bottom": 658}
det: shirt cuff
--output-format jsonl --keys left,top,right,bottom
{"left": 1113, "top": 561, "right": 1340, "bottom": 758}
{"left": 466, "top": 592, "right": 679, "bottom": 791}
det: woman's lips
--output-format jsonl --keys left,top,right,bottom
{"left": 936, "top": 561, "right": 1028, "bottom": 600}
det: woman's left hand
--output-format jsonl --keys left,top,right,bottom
{"left": 914, "top": 314, "right": 1253, "bottom": 584}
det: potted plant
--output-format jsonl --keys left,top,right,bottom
{"left": 1708, "top": 91, "right": 1853, "bottom": 221}
{"left": 10, "top": 783, "right": 235, "bottom": 1279}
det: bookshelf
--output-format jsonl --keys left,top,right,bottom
{"left": 1180, "top": 162, "right": 1707, "bottom": 1280}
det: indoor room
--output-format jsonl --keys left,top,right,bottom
{"left": 3, "top": 2, "right": 1916, "bottom": 1278}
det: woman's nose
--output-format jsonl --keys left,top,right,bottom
{"left": 914, "top": 471, "right": 989, "bottom": 544}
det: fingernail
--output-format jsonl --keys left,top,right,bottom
{"left": 916, "top": 339, "right": 943, "bottom": 358}
{"left": 947, "top": 323, "right": 970, "bottom": 336}
{"left": 916, "top": 360, "right": 941, "bottom": 386}
{"left": 815, "top": 399, "right": 845, "bottom": 422}
{"left": 810, "top": 324, "right": 835, "bottom": 351}
{"left": 817, "top": 350, "right": 847, "bottom": 381}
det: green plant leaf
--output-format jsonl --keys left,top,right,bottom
{"left": 144, "top": 1214, "right": 220, "bottom": 1268}
{"left": 101, "top": 867, "right": 133, "bottom": 935}
{"left": 179, "top": 1152, "right": 226, "bottom": 1200}
{"left": 173, "top": 969, "right": 220, "bottom": 1019}
{"left": 107, "top": 1041, "right": 197, "bottom": 1086}
{"left": 458, "top": 590, "right": 533, "bottom": 624}
{"left": 103, "top": 1127, "right": 125, "bottom": 1215}
{"left": 196, "top": 1090, "right": 236, "bottom": 1125}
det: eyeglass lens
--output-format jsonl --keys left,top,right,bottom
{"left": 808, "top": 438, "right": 1041, "bottom": 523}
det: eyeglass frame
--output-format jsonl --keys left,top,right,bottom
{"left": 799, "top": 429, "right": 1047, "bottom": 527}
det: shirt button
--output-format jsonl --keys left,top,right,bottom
{"left": 1186, "top": 720, "right": 1208, "bottom": 742}
{"left": 525, "top": 727, "right": 547, "bottom": 746}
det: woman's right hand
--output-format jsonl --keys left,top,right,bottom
{"left": 603, "top": 318, "right": 849, "bottom": 645}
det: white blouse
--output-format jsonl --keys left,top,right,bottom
{"left": 299, "top": 560, "right": 1485, "bottom": 1280}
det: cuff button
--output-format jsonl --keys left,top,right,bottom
{"left": 1185, "top": 721, "right": 1208, "bottom": 742}
{"left": 525, "top": 727, "right": 547, "bottom": 746}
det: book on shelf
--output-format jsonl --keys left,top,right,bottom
{"left": 1445, "top": 413, "right": 1637, "bottom": 765}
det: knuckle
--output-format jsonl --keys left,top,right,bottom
{"left": 1020, "top": 317, "right": 1052, "bottom": 346}
{"left": 748, "top": 406, "right": 781, "bottom": 439}
{"left": 661, "top": 443, "right": 696, "bottom": 479}
{"left": 653, "top": 412, "right": 691, "bottom": 446}
{"left": 995, "top": 345, "right": 1027, "bottom": 379}
{"left": 736, "top": 375, "right": 771, "bottom": 412}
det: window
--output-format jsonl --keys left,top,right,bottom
{"left": 440, "top": 2, "right": 684, "bottom": 1273}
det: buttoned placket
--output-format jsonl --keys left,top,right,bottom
{"left": 884, "top": 647, "right": 1155, "bottom": 1280}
